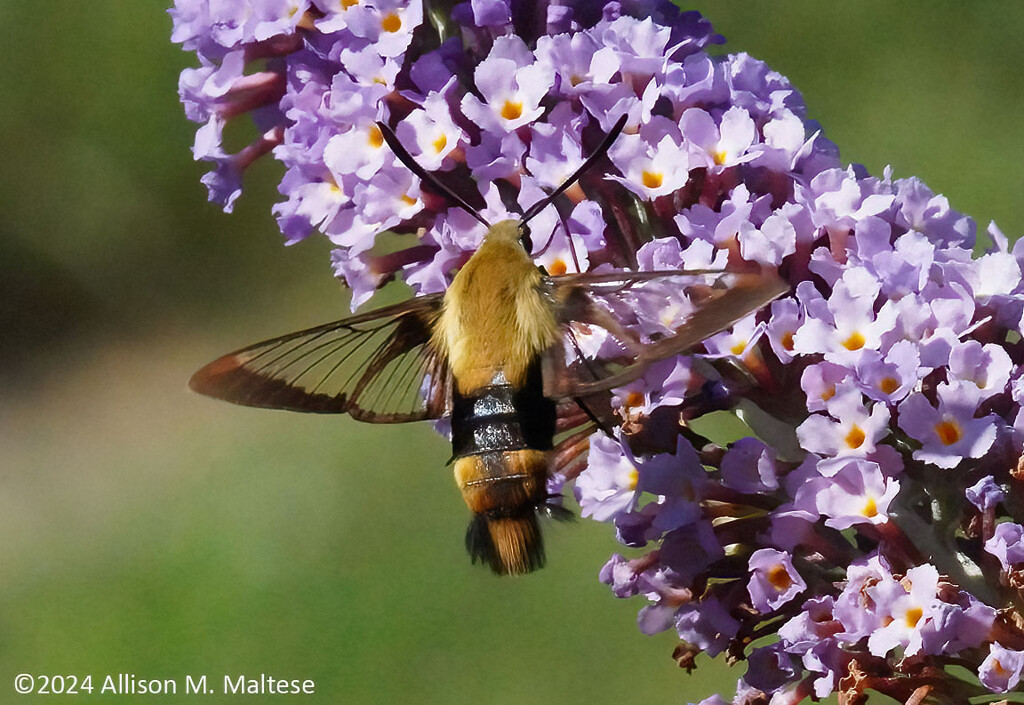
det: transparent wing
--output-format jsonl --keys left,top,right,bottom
{"left": 544, "top": 269, "right": 789, "bottom": 398}
{"left": 189, "top": 294, "right": 449, "bottom": 422}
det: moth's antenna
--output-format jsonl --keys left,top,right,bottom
{"left": 538, "top": 215, "right": 584, "bottom": 274}
{"left": 533, "top": 224, "right": 557, "bottom": 258}
{"left": 563, "top": 217, "right": 583, "bottom": 273}
{"left": 520, "top": 113, "right": 628, "bottom": 225}
{"left": 376, "top": 121, "right": 492, "bottom": 229}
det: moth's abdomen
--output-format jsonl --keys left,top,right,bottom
{"left": 451, "top": 363, "right": 557, "bottom": 575}
{"left": 454, "top": 450, "right": 549, "bottom": 515}
{"left": 450, "top": 364, "right": 556, "bottom": 457}
{"left": 456, "top": 451, "right": 548, "bottom": 575}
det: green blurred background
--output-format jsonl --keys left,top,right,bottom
{"left": 1, "top": 2, "right": 1021, "bottom": 704}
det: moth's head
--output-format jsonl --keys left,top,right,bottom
{"left": 485, "top": 219, "right": 533, "bottom": 252}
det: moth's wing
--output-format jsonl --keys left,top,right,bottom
{"left": 544, "top": 269, "right": 789, "bottom": 398}
{"left": 189, "top": 294, "right": 450, "bottom": 422}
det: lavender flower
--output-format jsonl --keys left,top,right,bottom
{"left": 747, "top": 548, "right": 807, "bottom": 613}
{"left": 173, "top": 0, "right": 1024, "bottom": 702}
{"left": 980, "top": 643, "right": 1024, "bottom": 692}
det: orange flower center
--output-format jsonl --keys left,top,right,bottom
{"left": 500, "top": 100, "right": 523, "bottom": 121}
{"left": 842, "top": 331, "right": 866, "bottom": 351}
{"left": 767, "top": 564, "right": 793, "bottom": 591}
{"left": 845, "top": 424, "right": 866, "bottom": 450}
{"left": 624, "top": 391, "right": 644, "bottom": 411}
{"left": 934, "top": 419, "right": 962, "bottom": 446}
{"left": 641, "top": 170, "right": 664, "bottom": 189}
{"left": 367, "top": 124, "right": 384, "bottom": 148}
{"left": 380, "top": 12, "right": 402, "bottom": 32}
{"left": 626, "top": 468, "right": 639, "bottom": 490}
{"left": 862, "top": 497, "right": 878, "bottom": 518}
{"left": 878, "top": 377, "right": 899, "bottom": 395}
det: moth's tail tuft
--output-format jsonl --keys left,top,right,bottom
{"left": 466, "top": 511, "right": 544, "bottom": 575}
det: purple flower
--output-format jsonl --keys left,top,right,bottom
{"left": 693, "top": 698, "right": 727, "bottom": 705}
{"left": 575, "top": 433, "right": 641, "bottom": 522}
{"left": 832, "top": 555, "right": 893, "bottom": 644}
{"left": 864, "top": 564, "right": 940, "bottom": 658}
{"left": 747, "top": 548, "right": 806, "bottom": 613}
{"left": 777, "top": 597, "right": 845, "bottom": 698}
{"left": 796, "top": 393, "right": 890, "bottom": 461}
{"left": 681, "top": 106, "right": 758, "bottom": 171}
{"left": 742, "top": 643, "right": 800, "bottom": 694}
{"left": 985, "top": 522, "right": 1024, "bottom": 571}
{"left": 917, "top": 597, "right": 994, "bottom": 656}
{"left": 675, "top": 598, "right": 739, "bottom": 657}
{"left": 967, "top": 476, "right": 1005, "bottom": 513}
{"left": 800, "top": 361, "right": 856, "bottom": 413}
{"left": 947, "top": 340, "right": 1013, "bottom": 404}
{"left": 791, "top": 276, "right": 897, "bottom": 364}
{"left": 659, "top": 520, "right": 723, "bottom": 587}
{"left": 610, "top": 357, "right": 698, "bottom": 427}
{"left": 461, "top": 36, "right": 556, "bottom": 133}
{"left": 853, "top": 342, "right": 920, "bottom": 404}
{"left": 720, "top": 437, "right": 778, "bottom": 493}
{"left": 795, "top": 458, "right": 898, "bottom": 529}
{"left": 980, "top": 643, "right": 1024, "bottom": 693}
{"left": 898, "top": 384, "right": 999, "bottom": 469}
{"left": 608, "top": 118, "right": 691, "bottom": 199}
{"left": 172, "top": 2, "right": 1024, "bottom": 701}
{"left": 893, "top": 177, "right": 975, "bottom": 248}
{"left": 599, "top": 553, "right": 642, "bottom": 598}
{"left": 469, "top": 0, "right": 510, "bottom": 27}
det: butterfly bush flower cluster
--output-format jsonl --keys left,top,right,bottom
{"left": 173, "top": 0, "right": 1024, "bottom": 702}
